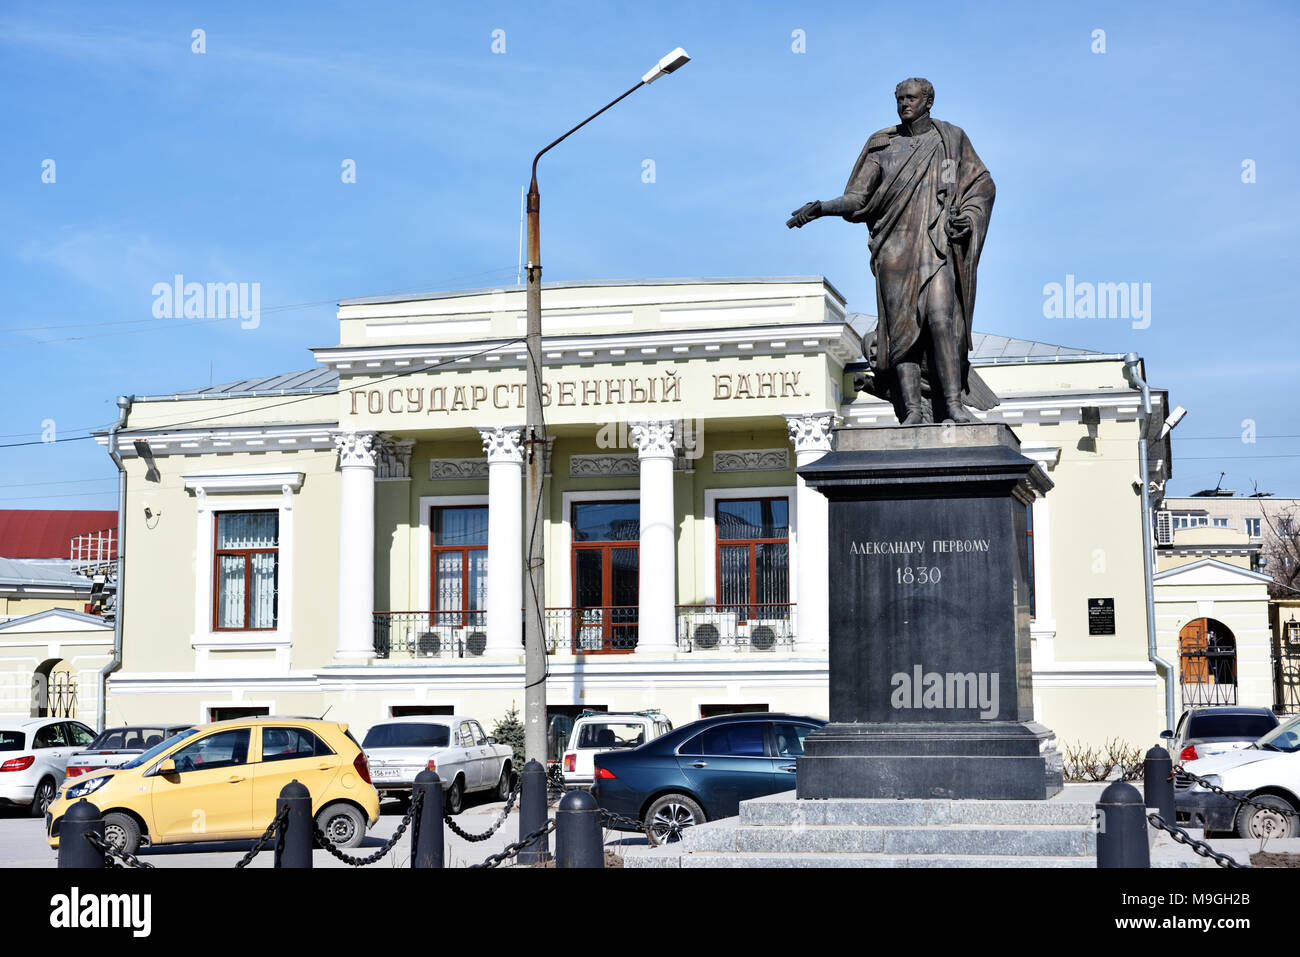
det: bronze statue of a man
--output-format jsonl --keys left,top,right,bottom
{"left": 789, "top": 78, "right": 997, "bottom": 425}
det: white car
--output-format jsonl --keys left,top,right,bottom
{"left": 1176, "top": 712, "right": 1300, "bottom": 839}
{"left": 361, "top": 715, "right": 514, "bottom": 815}
{"left": 0, "top": 718, "right": 97, "bottom": 817}
{"left": 561, "top": 711, "right": 673, "bottom": 790}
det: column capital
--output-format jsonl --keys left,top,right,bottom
{"left": 785, "top": 412, "right": 836, "bottom": 454}
{"left": 332, "top": 430, "right": 379, "bottom": 469}
{"left": 376, "top": 434, "right": 416, "bottom": 480}
{"left": 479, "top": 426, "right": 524, "bottom": 465}
{"left": 630, "top": 420, "right": 676, "bottom": 460}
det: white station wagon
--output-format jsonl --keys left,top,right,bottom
{"left": 361, "top": 715, "right": 514, "bottom": 815}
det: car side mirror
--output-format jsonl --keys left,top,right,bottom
{"left": 158, "top": 758, "right": 178, "bottom": 775}
{"left": 1159, "top": 730, "right": 1173, "bottom": 739}
{"left": 486, "top": 736, "right": 497, "bottom": 745}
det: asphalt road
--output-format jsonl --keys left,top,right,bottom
{"left": 0, "top": 793, "right": 648, "bottom": 868}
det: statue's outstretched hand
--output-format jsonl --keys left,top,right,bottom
{"left": 787, "top": 201, "right": 822, "bottom": 228}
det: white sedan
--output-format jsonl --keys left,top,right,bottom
{"left": 1176, "top": 712, "right": 1300, "bottom": 838}
{"left": 361, "top": 715, "right": 514, "bottom": 814}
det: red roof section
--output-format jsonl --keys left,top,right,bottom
{"left": 0, "top": 510, "right": 118, "bottom": 558}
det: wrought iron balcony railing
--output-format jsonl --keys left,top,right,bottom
{"left": 373, "top": 610, "right": 488, "bottom": 659}
{"left": 675, "top": 603, "right": 797, "bottom": 651}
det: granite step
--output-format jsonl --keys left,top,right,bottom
{"left": 625, "top": 851, "right": 1100, "bottom": 868}
{"left": 739, "top": 797, "right": 1098, "bottom": 828}
{"left": 680, "top": 821, "right": 1093, "bottom": 856}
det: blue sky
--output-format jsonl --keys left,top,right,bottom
{"left": 1, "top": 1, "right": 1298, "bottom": 508}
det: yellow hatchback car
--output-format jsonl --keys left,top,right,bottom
{"left": 46, "top": 717, "right": 380, "bottom": 855}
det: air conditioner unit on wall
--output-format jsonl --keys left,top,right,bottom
{"left": 460, "top": 629, "right": 487, "bottom": 657}
{"left": 688, "top": 611, "right": 737, "bottom": 650}
{"left": 417, "top": 626, "right": 456, "bottom": 657}
{"left": 1155, "top": 510, "right": 1173, "bottom": 546}
{"left": 749, "top": 618, "right": 792, "bottom": 651}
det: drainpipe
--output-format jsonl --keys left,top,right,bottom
{"left": 99, "top": 395, "right": 133, "bottom": 733}
{"left": 1123, "top": 355, "right": 1177, "bottom": 733}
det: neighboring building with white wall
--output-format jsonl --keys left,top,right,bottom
{"left": 91, "top": 277, "right": 1175, "bottom": 751}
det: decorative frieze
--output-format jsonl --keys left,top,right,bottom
{"left": 429, "top": 458, "right": 490, "bottom": 481}
{"left": 570, "top": 453, "right": 639, "bottom": 478}
{"left": 712, "top": 449, "right": 790, "bottom": 473}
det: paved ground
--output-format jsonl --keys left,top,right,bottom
{"left": 0, "top": 794, "right": 649, "bottom": 868}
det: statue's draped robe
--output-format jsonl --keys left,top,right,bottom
{"left": 842, "top": 119, "right": 995, "bottom": 393}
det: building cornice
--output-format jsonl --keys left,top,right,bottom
{"left": 840, "top": 390, "right": 1159, "bottom": 428}
{"left": 97, "top": 423, "right": 338, "bottom": 457}
{"left": 313, "top": 322, "right": 862, "bottom": 374}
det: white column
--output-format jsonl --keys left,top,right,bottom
{"left": 631, "top": 421, "right": 677, "bottom": 655}
{"left": 480, "top": 427, "right": 524, "bottom": 657}
{"left": 334, "top": 430, "right": 378, "bottom": 662}
{"left": 1021, "top": 445, "right": 1060, "bottom": 658}
{"left": 787, "top": 413, "right": 835, "bottom": 652}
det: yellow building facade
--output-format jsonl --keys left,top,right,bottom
{"left": 88, "top": 277, "right": 1177, "bottom": 750}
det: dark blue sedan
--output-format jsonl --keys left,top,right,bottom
{"left": 591, "top": 712, "right": 825, "bottom": 844}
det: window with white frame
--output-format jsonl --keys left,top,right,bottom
{"left": 1212, "top": 517, "right": 1229, "bottom": 528}
{"left": 1246, "top": 518, "right": 1262, "bottom": 538}
{"left": 213, "top": 511, "right": 278, "bottom": 630}
{"left": 1173, "top": 513, "right": 1209, "bottom": 530}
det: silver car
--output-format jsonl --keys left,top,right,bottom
{"left": 0, "top": 718, "right": 97, "bottom": 816}
{"left": 362, "top": 715, "right": 515, "bottom": 815}
{"left": 64, "top": 724, "right": 193, "bottom": 779}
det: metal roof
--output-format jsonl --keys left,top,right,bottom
{"left": 0, "top": 558, "right": 94, "bottom": 588}
{"left": 339, "top": 276, "right": 845, "bottom": 307}
{"left": 848, "top": 314, "right": 1103, "bottom": 361}
{"left": 0, "top": 510, "right": 117, "bottom": 559}
{"left": 141, "top": 367, "right": 339, "bottom": 401}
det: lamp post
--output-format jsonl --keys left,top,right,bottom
{"left": 521, "top": 48, "right": 691, "bottom": 763}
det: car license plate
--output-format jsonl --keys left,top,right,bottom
{"left": 372, "top": 767, "right": 404, "bottom": 780}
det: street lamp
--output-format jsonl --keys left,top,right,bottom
{"left": 520, "top": 48, "right": 691, "bottom": 763}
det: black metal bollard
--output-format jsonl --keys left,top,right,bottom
{"left": 555, "top": 789, "right": 604, "bottom": 868}
{"left": 1096, "top": 780, "right": 1151, "bottom": 868}
{"left": 517, "top": 759, "right": 550, "bottom": 865}
{"left": 411, "top": 770, "right": 444, "bottom": 868}
{"left": 58, "top": 799, "right": 106, "bottom": 868}
{"left": 1143, "top": 745, "right": 1176, "bottom": 825}
{"left": 275, "top": 779, "right": 313, "bottom": 868}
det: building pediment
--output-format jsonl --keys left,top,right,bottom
{"left": 0, "top": 608, "right": 112, "bottom": 634}
{"left": 1153, "top": 557, "right": 1274, "bottom": 587}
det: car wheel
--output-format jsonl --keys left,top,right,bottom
{"left": 645, "top": 793, "right": 705, "bottom": 846}
{"left": 445, "top": 776, "right": 465, "bottom": 816}
{"left": 30, "top": 778, "right": 56, "bottom": 818}
{"left": 1235, "top": 795, "right": 1299, "bottom": 840}
{"left": 316, "top": 803, "right": 365, "bottom": 848}
{"left": 102, "top": 812, "right": 142, "bottom": 856}
{"left": 496, "top": 764, "right": 514, "bottom": 802}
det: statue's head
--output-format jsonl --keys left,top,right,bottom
{"left": 895, "top": 77, "right": 934, "bottom": 124}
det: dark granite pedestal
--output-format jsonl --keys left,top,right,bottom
{"left": 796, "top": 424, "right": 1063, "bottom": 800}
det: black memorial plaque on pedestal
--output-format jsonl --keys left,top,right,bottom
{"left": 796, "top": 424, "right": 1063, "bottom": 800}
